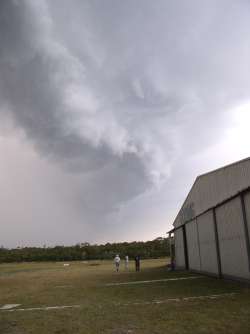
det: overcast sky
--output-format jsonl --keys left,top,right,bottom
{"left": 1, "top": 0, "right": 250, "bottom": 247}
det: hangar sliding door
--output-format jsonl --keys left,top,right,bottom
{"left": 186, "top": 219, "right": 201, "bottom": 271}
{"left": 216, "top": 197, "right": 250, "bottom": 280}
{"left": 197, "top": 210, "right": 218, "bottom": 275}
{"left": 175, "top": 228, "right": 185, "bottom": 269}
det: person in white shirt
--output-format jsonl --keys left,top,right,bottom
{"left": 125, "top": 255, "right": 129, "bottom": 270}
{"left": 114, "top": 254, "right": 121, "bottom": 272}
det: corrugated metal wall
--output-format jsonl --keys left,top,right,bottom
{"left": 174, "top": 193, "right": 250, "bottom": 281}
{"left": 216, "top": 197, "right": 250, "bottom": 280}
{"left": 197, "top": 210, "right": 218, "bottom": 275}
{"left": 186, "top": 219, "right": 201, "bottom": 271}
{"left": 174, "top": 228, "right": 185, "bottom": 269}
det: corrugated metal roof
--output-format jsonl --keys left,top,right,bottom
{"left": 198, "top": 157, "right": 250, "bottom": 180}
{"left": 173, "top": 157, "right": 250, "bottom": 228}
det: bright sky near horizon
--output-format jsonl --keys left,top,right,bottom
{"left": 1, "top": 0, "right": 250, "bottom": 247}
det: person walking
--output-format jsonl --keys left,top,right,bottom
{"left": 114, "top": 254, "right": 121, "bottom": 272}
{"left": 134, "top": 255, "right": 140, "bottom": 272}
{"left": 125, "top": 255, "right": 129, "bottom": 270}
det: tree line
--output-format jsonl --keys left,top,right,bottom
{"left": 0, "top": 237, "right": 170, "bottom": 263}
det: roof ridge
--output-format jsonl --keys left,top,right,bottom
{"left": 196, "top": 156, "right": 250, "bottom": 180}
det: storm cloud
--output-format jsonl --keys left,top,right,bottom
{"left": 1, "top": 0, "right": 250, "bottom": 247}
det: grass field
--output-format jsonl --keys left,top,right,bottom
{"left": 0, "top": 258, "right": 250, "bottom": 334}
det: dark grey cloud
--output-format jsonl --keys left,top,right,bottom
{"left": 0, "top": 0, "right": 111, "bottom": 171}
{"left": 1, "top": 0, "right": 250, "bottom": 246}
{"left": 0, "top": 0, "right": 151, "bottom": 212}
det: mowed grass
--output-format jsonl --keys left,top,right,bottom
{"left": 0, "top": 259, "right": 250, "bottom": 334}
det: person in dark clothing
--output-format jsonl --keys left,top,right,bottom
{"left": 134, "top": 255, "right": 140, "bottom": 272}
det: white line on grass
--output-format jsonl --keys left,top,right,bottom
{"left": 1, "top": 293, "right": 238, "bottom": 313}
{"left": 4, "top": 305, "right": 81, "bottom": 312}
{"left": 118, "top": 293, "right": 238, "bottom": 306}
{"left": 105, "top": 276, "right": 202, "bottom": 286}
{"left": 0, "top": 304, "right": 21, "bottom": 310}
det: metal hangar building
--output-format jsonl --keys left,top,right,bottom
{"left": 169, "top": 157, "right": 250, "bottom": 282}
